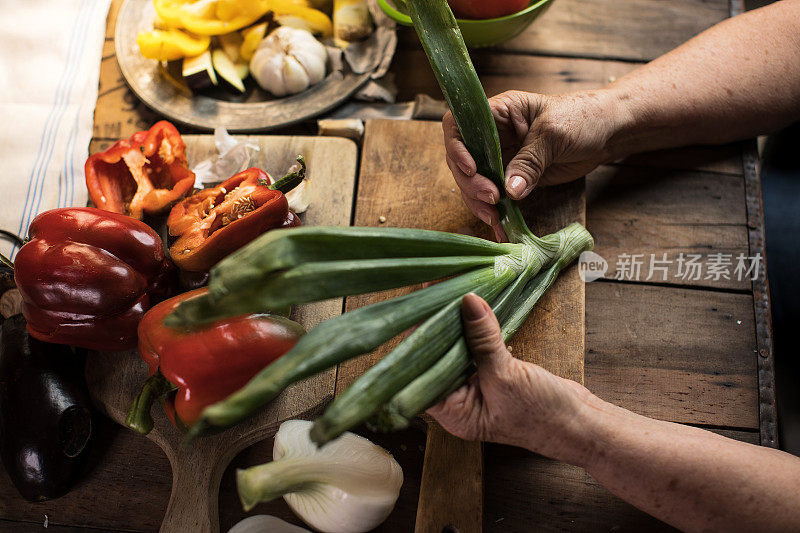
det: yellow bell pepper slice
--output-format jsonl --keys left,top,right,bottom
{"left": 137, "top": 29, "right": 211, "bottom": 61}
{"left": 154, "top": 0, "right": 271, "bottom": 36}
{"left": 275, "top": 7, "right": 333, "bottom": 37}
{"left": 216, "top": 0, "right": 264, "bottom": 21}
{"left": 266, "top": 0, "right": 312, "bottom": 10}
{"left": 239, "top": 22, "right": 268, "bottom": 62}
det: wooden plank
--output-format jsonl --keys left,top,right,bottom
{"left": 343, "top": 119, "right": 585, "bottom": 532}
{"left": 618, "top": 144, "right": 744, "bottom": 176}
{"left": 0, "top": 518, "right": 124, "bottom": 532}
{"left": 94, "top": 0, "right": 161, "bottom": 140}
{"left": 341, "top": 119, "right": 490, "bottom": 533}
{"left": 415, "top": 422, "right": 483, "bottom": 533}
{"left": 585, "top": 282, "right": 759, "bottom": 429}
{"left": 391, "top": 49, "right": 636, "bottom": 101}
{"left": 586, "top": 165, "right": 750, "bottom": 290}
{"left": 499, "top": 0, "right": 729, "bottom": 61}
{"left": 395, "top": 0, "right": 729, "bottom": 62}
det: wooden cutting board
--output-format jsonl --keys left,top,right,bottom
{"left": 342, "top": 119, "right": 586, "bottom": 533}
{"left": 85, "top": 135, "right": 358, "bottom": 533}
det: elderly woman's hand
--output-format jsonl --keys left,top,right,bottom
{"left": 443, "top": 90, "right": 628, "bottom": 233}
{"left": 427, "top": 293, "right": 595, "bottom": 464}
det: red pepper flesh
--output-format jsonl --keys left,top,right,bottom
{"left": 85, "top": 121, "right": 195, "bottom": 219}
{"left": 167, "top": 167, "right": 300, "bottom": 272}
{"left": 14, "top": 207, "right": 174, "bottom": 350}
{"left": 137, "top": 288, "right": 304, "bottom": 428}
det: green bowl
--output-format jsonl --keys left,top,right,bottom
{"left": 377, "top": 0, "right": 555, "bottom": 48}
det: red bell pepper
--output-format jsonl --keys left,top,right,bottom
{"left": 14, "top": 208, "right": 175, "bottom": 351}
{"left": 85, "top": 121, "right": 195, "bottom": 220}
{"left": 166, "top": 160, "right": 304, "bottom": 272}
{"left": 125, "top": 288, "right": 305, "bottom": 434}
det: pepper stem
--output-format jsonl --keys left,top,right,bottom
{"left": 267, "top": 155, "right": 306, "bottom": 194}
{"left": 125, "top": 372, "right": 176, "bottom": 435}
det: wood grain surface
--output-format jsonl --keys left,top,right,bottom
{"left": 587, "top": 165, "right": 749, "bottom": 290}
{"left": 395, "top": 0, "right": 729, "bottom": 62}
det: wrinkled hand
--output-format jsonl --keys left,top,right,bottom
{"left": 428, "top": 293, "right": 592, "bottom": 462}
{"left": 444, "top": 90, "right": 626, "bottom": 234}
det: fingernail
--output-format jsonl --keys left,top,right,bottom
{"left": 462, "top": 293, "right": 486, "bottom": 321}
{"left": 477, "top": 209, "right": 497, "bottom": 226}
{"left": 477, "top": 190, "right": 496, "bottom": 204}
{"left": 507, "top": 175, "right": 527, "bottom": 198}
{"left": 457, "top": 160, "right": 474, "bottom": 177}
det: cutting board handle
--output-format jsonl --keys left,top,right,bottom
{"left": 415, "top": 420, "right": 483, "bottom": 533}
{"left": 157, "top": 437, "right": 221, "bottom": 533}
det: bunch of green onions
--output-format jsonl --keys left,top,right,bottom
{"left": 166, "top": 0, "right": 594, "bottom": 445}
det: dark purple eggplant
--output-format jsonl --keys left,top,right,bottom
{"left": 183, "top": 50, "right": 217, "bottom": 90}
{"left": 0, "top": 314, "right": 93, "bottom": 501}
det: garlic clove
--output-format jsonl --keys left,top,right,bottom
{"left": 260, "top": 52, "right": 291, "bottom": 97}
{"left": 281, "top": 55, "right": 311, "bottom": 95}
{"left": 291, "top": 48, "right": 326, "bottom": 85}
{"left": 285, "top": 178, "right": 310, "bottom": 214}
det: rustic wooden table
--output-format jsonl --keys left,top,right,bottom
{"left": 0, "top": 0, "right": 775, "bottom": 531}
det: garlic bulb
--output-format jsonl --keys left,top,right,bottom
{"left": 250, "top": 27, "right": 328, "bottom": 97}
{"left": 236, "top": 419, "right": 403, "bottom": 533}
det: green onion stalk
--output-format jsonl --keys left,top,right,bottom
{"left": 166, "top": 0, "right": 594, "bottom": 446}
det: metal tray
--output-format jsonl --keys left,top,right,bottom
{"left": 115, "top": 0, "right": 383, "bottom": 131}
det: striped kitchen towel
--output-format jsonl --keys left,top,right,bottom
{"left": 0, "top": 0, "right": 111, "bottom": 259}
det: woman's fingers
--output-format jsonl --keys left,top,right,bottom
{"left": 460, "top": 191, "right": 499, "bottom": 226}
{"left": 442, "top": 111, "right": 477, "bottom": 177}
{"left": 447, "top": 155, "right": 499, "bottom": 202}
{"left": 445, "top": 151, "right": 501, "bottom": 226}
{"left": 504, "top": 133, "right": 550, "bottom": 200}
{"left": 460, "top": 293, "right": 513, "bottom": 379}
{"left": 492, "top": 223, "right": 508, "bottom": 243}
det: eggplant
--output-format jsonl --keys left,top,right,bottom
{"left": 183, "top": 50, "right": 217, "bottom": 90}
{"left": 0, "top": 314, "right": 93, "bottom": 501}
{"left": 212, "top": 49, "right": 246, "bottom": 94}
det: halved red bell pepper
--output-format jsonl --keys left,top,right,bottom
{"left": 14, "top": 208, "right": 175, "bottom": 350}
{"left": 166, "top": 161, "right": 304, "bottom": 272}
{"left": 85, "top": 121, "right": 195, "bottom": 220}
{"left": 125, "top": 288, "right": 305, "bottom": 433}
